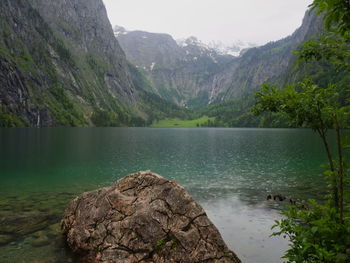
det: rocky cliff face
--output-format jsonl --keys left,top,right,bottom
{"left": 215, "top": 10, "right": 324, "bottom": 102}
{"left": 115, "top": 28, "right": 235, "bottom": 108}
{"left": 0, "top": 0, "right": 138, "bottom": 126}
{"left": 28, "top": 0, "right": 135, "bottom": 101}
{"left": 115, "top": 10, "right": 323, "bottom": 108}
{"left": 0, "top": 2, "right": 324, "bottom": 126}
{"left": 115, "top": 26, "right": 184, "bottom": 69}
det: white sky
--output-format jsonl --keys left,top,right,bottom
{"left": 102, "top": 0, "right": 313, "bottom": 46}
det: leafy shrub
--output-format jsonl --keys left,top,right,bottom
{"left": 91, "top": 108, "right": 120, "bottom": 127}
{"left": 273, "top": 201, "right": 350, "bottom": 263}
{"left": 0, "top": 108, "right": 25, "bottom": 127}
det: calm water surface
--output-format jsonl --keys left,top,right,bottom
{"left": 0, "top": 128, "right": 330, "bottom": 263}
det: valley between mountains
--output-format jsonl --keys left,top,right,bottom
{"left": 0, "top": 0, "right": 337, "bottom": 127}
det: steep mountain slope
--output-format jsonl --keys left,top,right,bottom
{"left": 216, "top": 10, "right": 324, "bottom": 102}
{"left": 114, "top": 26, "right": 184, "bottom": 70}
{"left": 0, "top": 2, "right": 327, "bottom": 128}
{"left": 203, "top": 11, "right": 332, "bottom": 127}
{"left": 115, "top": 10, "right": 323, "bottom": 111}
{"left": 115, "top": 28, "right": 235, "bottom": 108}
{"left": 0, "top": 0, "right": 140, "bottom": 127}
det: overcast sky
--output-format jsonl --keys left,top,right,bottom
{"left": 102, "top": 0, "right": 313, "bottom": 46}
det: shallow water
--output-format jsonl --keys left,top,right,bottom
{"left": 0, "top": 128, "right": 330, "bottom": 263}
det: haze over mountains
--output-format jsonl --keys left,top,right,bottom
{"left": 114, "top": 12, "right": 323, "bottom": 109}
{"left": 0, "top": 0, "right": 326, "bottom": 127}
{"left": 115, "top": 26, "right": 257, "bottom": 58}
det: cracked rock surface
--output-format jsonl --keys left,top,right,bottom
{"left": 61, "top": 171, "right": 241, "bottom": 263}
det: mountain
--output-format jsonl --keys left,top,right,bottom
{"left": 203, "top": 11, "right": 329, "bottom": 127}
{"left": 115, "top": 27, "right": 236, "bottom": 108}
{"left": 114, "top": 26, "right": 184, "bottom": 70}
{"left": 0, "top": 1, "right": 328, "bottom": 128}
{"left": 114, "top": 11, "right": 323, "bottom": 110}
{"left": 205, "top": 40, "right": 257, "bottom": 57}
{"left": 0, "top": 0, "right": 142, "bottom": 127}
{"left": 216, "top": 10, "right": 324, "bottom": 102}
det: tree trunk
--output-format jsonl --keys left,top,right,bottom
{"left": 335, "top": 115, "right": 344, "bottom": 224}
{"left": 317, "top": 128, "right": 339, "bottom": 209}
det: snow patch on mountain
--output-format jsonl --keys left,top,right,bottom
{"left": 177, "top": 37, "right": 257, "bottom": 57}
{"left": 114, "top": 25, "right": 128, "bottom": 37}
{"left": 177, "top": 36, "right": 210, "bottom": 52}
{"left": 208, "top": 40, "right": 258, "bottom": 57}
{"left": 114, "top": 25, "right": 257, "bottom": 58}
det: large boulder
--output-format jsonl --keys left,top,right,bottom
{"left": 61, "top": 171, "right": 241, "bottom": 263}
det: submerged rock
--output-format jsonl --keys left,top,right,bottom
{"left": 62, "top": 171, "right": 241, "bottom": 263}
{"left": 0, "top": 214, "right": 55, "bottom": 235}
{"left": 0, "top": 234, "right": 15, "bottom": 245}
{"left": 31, "top": 231, "right": 51, "bottom": 247}
{"left": 0, "top": 213, "right": 57, "bottom": 246}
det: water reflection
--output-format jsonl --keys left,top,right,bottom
{"left": 202, "top": 197, "right": 289, "bottom": 263}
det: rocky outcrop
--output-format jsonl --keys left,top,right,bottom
{"left": 61, "top": 171, "right": 241, "bottom": 263}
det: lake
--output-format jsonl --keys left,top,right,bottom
{"left": 0, "top": 128, "right": 329, "bottom": 263}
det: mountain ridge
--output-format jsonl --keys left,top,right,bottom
{"left": 0, "top": 0, "right": 139, "bottom": 126}
{"left": 0, "top": 2, "right": 328, "bottom": 127}
{"left": 0, "top": 0, "right": 190, "bottom": 127}
{"left": 115, "top": 27, "right": 236, "bottom": 108}
{"left": 114, "top": 10, "right": 323, "bottom": 109}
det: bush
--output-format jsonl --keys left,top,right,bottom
{"left": 91, "top": 108, "right": 120, "bottom": 127}
{"left": 0, "top": 108, "right": 25, "bottom": 127}
{"left": 273, "top": 201, "right": 350, "bottom": 263}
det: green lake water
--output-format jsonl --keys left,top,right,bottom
{"left": 0, "top": 128, "right": 330, "bottom": 263}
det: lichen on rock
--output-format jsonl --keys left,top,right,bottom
{"left": 61, "top": 171, "right": 241, "bottom": 263}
